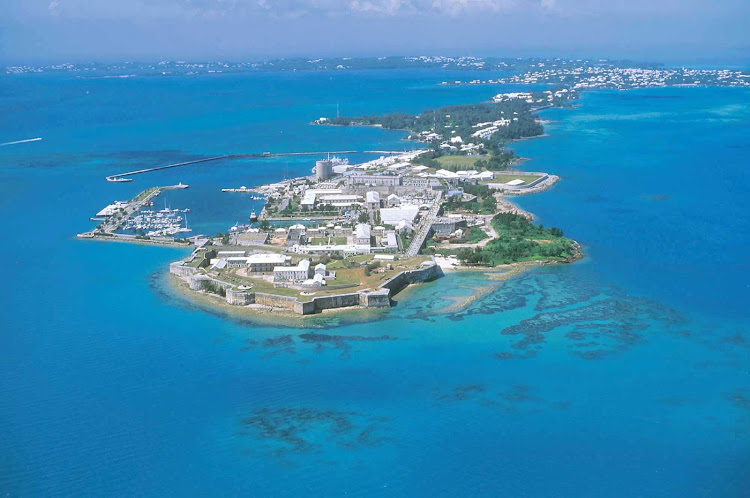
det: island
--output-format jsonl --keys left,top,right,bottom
{"left": 75, "top": 57, "right": 748, "bottom": 318}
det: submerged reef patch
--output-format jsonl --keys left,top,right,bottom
{"left": 240, "top": 332, "right": 399, "bottom": 359}
{"left": 239, "top": 408, "right": 391, "bottom": 460}
{"left": 434, "top": 383, "right": 569, "bottom": 413}
{"left": 442, "top": 268, "right": 684, "bottom": 360}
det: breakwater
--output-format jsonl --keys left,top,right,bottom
{"left": 105, "top": 150, "right": 358, "bottom": 181}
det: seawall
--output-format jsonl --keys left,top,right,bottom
{"left": 170, "top": 260, "right": 443, "bottom": 316}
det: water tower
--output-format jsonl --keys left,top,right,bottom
{"left": 315, "top": 159, "right": 333, "bottom": 181}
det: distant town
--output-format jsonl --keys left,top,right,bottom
{"left": 7, "top": 56, "right": 749, "bottom": 91}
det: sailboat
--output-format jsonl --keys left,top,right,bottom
{"left": 176, "top": 213, "right": 192, "bottom": 233}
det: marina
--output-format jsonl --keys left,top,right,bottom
{"left": 79, "top": 183, "right": 193, "bottom": 241}
{"left": 122, "top": 206, "right": 192, "bottom": 237}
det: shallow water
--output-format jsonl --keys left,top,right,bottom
{"left": 1, "top": 70, "right": 748, "bottom": 496}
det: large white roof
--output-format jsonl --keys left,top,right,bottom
{"left": 355, "top": 224, "right": 371, "bottom": 239}
{"left": 247, "top": 253, "right": 289, "bottom": 264}
{"left": 380, "top": 206, "right": 420, "bottom": 225}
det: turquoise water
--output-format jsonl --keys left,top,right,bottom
{"left": 1, "top": 70, "right": 749, "bottom": 496}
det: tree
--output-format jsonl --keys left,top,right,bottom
{"left": 481, "top": 196, "right": 497, "bottom": 213}
{"left": 358, "top": 211, "right": 370, "bottom": 223}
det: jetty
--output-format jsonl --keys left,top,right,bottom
{"left": 105, "top": 151, "right": 358, "bottom": 182}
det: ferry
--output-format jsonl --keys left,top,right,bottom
{"left": 249, "top": 211, "right": 258, "bottom": 222}
{"left": 106, "top": 177, "right": 133, "bottom": 183}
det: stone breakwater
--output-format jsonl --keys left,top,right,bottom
{"left": 169, "top": 261, "right": 443, "bottom": 316}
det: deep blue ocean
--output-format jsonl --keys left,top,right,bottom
{"left": 1, "top": 69, "right": 748, "bottom": 496}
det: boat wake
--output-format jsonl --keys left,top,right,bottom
{"left": 0, "top": 137, "right": 42, "bottom": 147}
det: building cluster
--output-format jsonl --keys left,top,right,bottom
{"left": 446, "top": 66, "right": 749, "bottom": 91}
{"left": 288, "top": 222, "right": 400, "bottom": 255}
{"left": 206, "top": 249, "right": 335, "bottom": 288}
{"left": 272, "top": 259, "right": 333, "bottom": 288}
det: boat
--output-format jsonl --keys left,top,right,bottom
{"left": 106, "top": 177, "right": 132, "bottom": 183}
{"left": 249, "top": 211, "right": 258, "bottom": 222}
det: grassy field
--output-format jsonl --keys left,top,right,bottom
{"left": 309, "top": 237, "right": 348, "bottom": 245}
{"left": 481, "top": 173, "right": 542, "bottom": 185}
{"left": 203, "top": 254, "right": 433, "bottom": 302}
{"left": 465, "top": 226, "right": 489, "bottom": 243}
{"left": 436, "top": 155, "right": 482, "bottom": 168}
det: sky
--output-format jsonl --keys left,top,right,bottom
{"left": 0, "top": 0, "right": 748, "bottom": 63}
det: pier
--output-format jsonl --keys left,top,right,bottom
{"left": 105, "top": 151, "right": 358, "bottom": 182}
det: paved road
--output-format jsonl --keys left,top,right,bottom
{"left": 405, "top": 191, "right": 443, "bottom": 257}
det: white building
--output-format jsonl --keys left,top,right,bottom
{"left": 355, "top": 224, "right": 372, "bottom": 245}
{"left": 247, "top": 253, "right": 291, "bottom": 273}
{"left": 273, "top": 259, "right": 312, "bottom": 282}
{"left": 317, "top": 194, "right": 364, "bottom": 207}
{"left": 380, "top": 206, "right": 420, "bottom": 225}
{"left": 366, "top": 191, "right": 380, "bottom": 210}
{"left": 395, "top": 219, "right": 414, "bottom": 234}
{"left": 302, "top": 273, "right": 326, "bottom": 288}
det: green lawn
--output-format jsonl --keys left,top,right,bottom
{"left": 465, "top": 226, "right": 489, "bottom": 243}
{"left": 309, "top": 236, "right": 348, "bottom": 245}
{"left": 436, "top": 155, "right": 483, "bottom": 169}
{"left": 480, "top": 173, "right": 542, "bottom": 185}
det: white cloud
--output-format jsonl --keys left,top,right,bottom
{"left": 48, "top": 0, "right": 62, "bottom": 16}
{"left": 39, "top": 0, "right": 557, "bottom": 20}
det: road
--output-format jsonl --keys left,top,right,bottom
{"left": 405, "top": 191, "right": 443, "bottom": 257}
